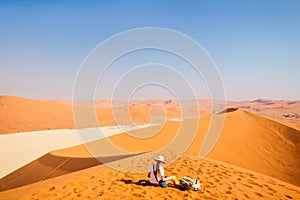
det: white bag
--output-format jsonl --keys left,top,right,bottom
{"left": 180, "top": 176, "right": 202, "bottom": 191}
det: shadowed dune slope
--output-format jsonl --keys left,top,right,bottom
{"left": 0, "top": 152, "right": 145, "bottom": 192}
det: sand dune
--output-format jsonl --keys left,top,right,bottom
{"left": 227, "top": 99, "right": 300, "bottom": 130}
{"left": 0, "top": 154, "right": 299, "bottom": 200}
{"left": 0, "top": 96, "right": 194, "bottom": 134}
{"left": 74, "top": 109, "right": 300, "bottom": 186}
{"left": 1, "top": 109, "right": 299, "bottom": 192}
{"left": 1, "top": 95, "right": 299, "bottom": 133}
{"left": 1, "top": 96, "right": 300, "bottom": 199}
{"left": 209, "top": 110, "right": 300, "bottom": 186}
{"left": 0, "top": 96, "right": 74, "bottom": 134}
{"left": 0, "top": 125, "right": 154, "bottom": 179}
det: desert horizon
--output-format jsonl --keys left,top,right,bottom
{"left": 0, "top": 95, "right": 300, "bottom": 199}
{"left": 1, "top": 1, "right": 300, "bottom": 199}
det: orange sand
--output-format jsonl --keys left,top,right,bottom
{"left": 1, "top": 109, "right": 299, "bottom": 192}
{"left": 0, "top": 154, "right": 299, "bottom": 200}
{"left": 1, "top": 96, "right": 299, "bottom": 134}
{"left": 0, "top": 96, "right": 188, "bottom": 134}
{"left": 0, "top": 96, "right": 300, "bottom": 199}
{"left": 227, "top": 99, "right": 300, "bottom": 130}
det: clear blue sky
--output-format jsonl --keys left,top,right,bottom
{"left": 0, "top": 0, "right": 299, "bottom": 100}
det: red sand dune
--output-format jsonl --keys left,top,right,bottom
{"left": 0, "top": 96, "right": 74, "bottom": 134}
{"left": 0, "top": 96, "right": 187, "bottom": 134}
{"left": 227, "top": 99, "right": 300, "bottom": 130}
{"left": 1, "top": 109, "right": 299, "bottom": 192}
{"left": 0, "top": 96, "right": 299, "bottom": 199}
{"left": 0, "top": 154, "right": 299, "bottom": 200}
{"left": 2, "top": 95, "right": 299, "bottom": 134}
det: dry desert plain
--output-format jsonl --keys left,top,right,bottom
{"left": 0, "top": 96, "right": 300, "bottom": 199}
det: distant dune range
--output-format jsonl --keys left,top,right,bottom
{"left": 227, "top": 99, "right": 300, "bottom": 131}
{"left": 0, "top": 96, "right": 185, "bottom": 134}
{"left": 1, "top": 96, "right": 299, "bottom": 134}
{"left": 0, "top": 105, "right": 299, "bottom": 189}
{"left": 0, "top": 96, "right": 299, "bottom": 199}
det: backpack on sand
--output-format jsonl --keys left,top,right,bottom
{"left": 180, "top": 176, "right": 202, "bottom": 191}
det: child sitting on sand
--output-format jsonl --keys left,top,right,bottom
{"left": 148, "top": 155, "right": 180, "bottom": 188}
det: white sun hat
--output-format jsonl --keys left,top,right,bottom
{"left": 154, "top": 155, "right": 165, "bottom": 163}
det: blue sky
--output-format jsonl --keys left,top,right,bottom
{"left": 0, "top": 0, "right": 299, "bottom": 100}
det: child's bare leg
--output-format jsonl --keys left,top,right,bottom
{"left": 165, "top": 176, "right": 180, "bottom": 185}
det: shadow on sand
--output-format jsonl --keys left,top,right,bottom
{"left": 119, "top": 179, "right": 152, "bottom": 187}
{"left": 0, "top": 152, "right": 146, "bottom": 192}
{"left": 118, "top": 179, "right": 187, "bottom": 191}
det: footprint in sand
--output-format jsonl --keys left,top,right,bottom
{"left": 249, "top": 174, "right": 258, "bottom": 179}
{"left": 97, "top": 191, "right": 104, "bottom": 197}
{"left": 226, "top": 190, "right": 232, "bottom": 194}
{"left": 255, "top": 192, "right": 263, "bottom": 197}
{"left": 241, "top": 183, "right": 253, "bottom": 188}
{"left": 213, "top": 178, "right": 220, "bottom": 183}
{"left": 252, "top": 182, "right": 263, "bottom": 188}
{"left": 284, "top": 194, "right": 293, "bottom": 199}
{"left": 40, "top": 186, "right": 56, "bottom": 192}
{"left": 54, "top": 192, "right": 65, "bottom": 198}
{"left": 244, "top": 193, "right": 250, "bottom": 198}
{"left": 73, "top": 187, "right": 85, "bottom": 193}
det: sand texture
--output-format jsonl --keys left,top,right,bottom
{"left": 0, "top": 96, "right": 299, "bottom": 199}
{"left": 0, "top": 154, "right": 299, "bottom": 200}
